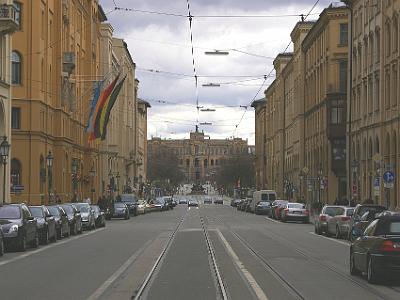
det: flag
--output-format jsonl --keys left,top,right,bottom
{"left": 100, "top": 76, "right": 126, "bottom": 140}
{"left": 85, "top": 81, "right": 103, "bottom": 133}
{"left": 89, "top": 74, "right": 120, "bottom": 141}
{"left": 101, "top": 76, "right": 126, "bottom": 141}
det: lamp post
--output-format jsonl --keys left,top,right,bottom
{"left": 72, "top": 159, "right": 78, "bottom": 202}
{"left": 46, "top": 151, "right": 54, "bottom": 204}
{"left": 89, "top": 165, "right": 96, "bottom": 203}
{"left": 0, "top": 137, "right": 10, "bottom": 205}
{"left": 116, "top": 172, "right": 120, "bottom": 195}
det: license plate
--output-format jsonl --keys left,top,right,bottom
{"left": 293, "top": 211, "right": 301, "bottom": 214}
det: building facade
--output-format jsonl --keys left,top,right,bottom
{"left": 346, "top": 0, "right": 400, "bottom": 210}
{"left": 137, "top": 98, "right": 151, "bottom": 190}
{"left": 10, "top": 0, "right": 106, "bottom": 204}
{"left": 148, "top": 128, "right": 249, "bottom": 183}
{"left": 0, "top": 0, "right": 19, "bottom": 203}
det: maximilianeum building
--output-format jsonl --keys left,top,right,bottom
{"left": 148, "top": 127, "right": 249, "bottom": 183}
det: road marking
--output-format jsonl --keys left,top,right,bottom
{"left": 264, "top": 217, "right": 281, "bottom": 224}
{"left": 0, "top": 228, "right": 106, "bottom": 267}
{"left": 308, "top": 232, "right": 350, "bottom": 247}
{"left": 216, "top": 229, "right": 269, "bottom": 300}
{"left": 87, "top": 239, "right": 153, "bottom": 300}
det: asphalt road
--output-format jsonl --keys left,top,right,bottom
{"left": 1, "top": 203, "right": 400, "bottom": 300}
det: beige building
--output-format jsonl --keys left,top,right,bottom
{"left": 148, "top": 128, "right": 249, "bottom": 183}
{"left": 0, "top": 1, "right": 19, "bottom": 203}
{"left": 346, "top": 0, "right": 400, "bottom": 209}
{"left": 254, "top": 4, "right": 350, "bottom": 204}
{"left": 10, "top": 0, "right": 106, "bottom": 204}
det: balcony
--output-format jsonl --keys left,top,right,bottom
{"left": 0, "top": 4, "right": 19, "bottom": 33}
{"left": 326, "top": 92, "right": 346, "bottom": 141}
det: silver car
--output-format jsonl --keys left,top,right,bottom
{"left": 315, "top": 205, "right": 345, "bottom": 235}
{"left": 74, "top": 203, "right": 96, "bottom": 230}
{"left": 280, "top": 203, "right": 309, "bottom": 223}
{"left": 326, "top": 207, "right": 354, "bottom": 239}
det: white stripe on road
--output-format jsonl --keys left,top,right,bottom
{"left": 0, "top": 228, "right": 106, "bottom": 267}
{"left": 264, "top": 217, "right": 281, "bottom": 224}
{"left": 216, "top": 229, "right": 269, "bottom": 300}
{"left": 308, "top": 232, "right": 350, "bottom": 247}
{"left": 87, "top": 239, "right": 154, "bottom": 300}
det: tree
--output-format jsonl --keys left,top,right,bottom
{"left": 147, "top": 145, "right": 185, "bottom": 186}
{"left": 216, "top": 154, "right": 255, "bottom": 191}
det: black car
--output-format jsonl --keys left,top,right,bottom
{"left": 0, "top": 204, "right": 39, "bottom": 251}
{"left": 91, "top": 205, "right": 106, "bottom": 227}
{"left": 120, "top": 194, "right": 138, "bottom": 216}
{"left": 47, "top": 205, "right": 70, "bottom": 238}
{"left": 348, "top": 204, "right": 386, "bottom": 242}
{"left": 350, "top": 215, "right": 400, "bottom": 283}
{"left": 163, "top": 196, "right": 174, "bottom": 209}
{"left": 107, "top": 202, "right": 130, "bottom": 220}
{"left": 0, "top": 225, "right": 4, "bottom": 256}
{"left": 255, "top": 201, "right": 272, "bottom": 216}
{"left": 29, "top": 205, "right": 57, "bottom": 244}
{"left": 60, "top": 204, "right": 83, "bottom": 235}
{"left": 214, "top": 198, "right": 223, "bottom": 205}
{"left": 188, "top": 200, "right": 199, "bottom": 207}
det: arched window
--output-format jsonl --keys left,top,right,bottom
{"left": 11, "top": 158, "right": 22, "bottom": 186}
{"left": 11, "top": 51, "right": 22, "bottom": 84}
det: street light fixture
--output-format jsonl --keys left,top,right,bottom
{"left": 202, "top": 83, "right": 221, "bottom": 87}
{"left": 200, "top": 108, "right": 216, "bottom": 112}
{"left": 200, "top": 122, "right": 212, "bottom": 126}
{"left": 204, "top": 50, "right": 229, "bottom": 55}
{"left": 46, "top": 151, "right": 54, "bottom": 204}
{"left": 0, "top": 137, "right": 10, "bottom": 205}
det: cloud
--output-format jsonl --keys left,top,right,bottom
{"left": 101, "top": 0, "right": 338, "bottom": 144}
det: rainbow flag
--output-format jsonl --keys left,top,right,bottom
{"left": 100, "top": 76, "right": 126, "bottom": 140}
{"left": 88, "top": 74, "right": 120, "bottom": 141}
{"left": 85, "top": 81, "right": 103, "bottom": 133}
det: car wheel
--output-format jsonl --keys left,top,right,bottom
{"left": 350, "top": 251, "right": 360, "bottom": 276}
{"left": 18, "top": 236, "right": 27, "bottom": 252}
{"left": 367, "top": 256, "right": 379, "bottom": 284}
{"left": 31, "top": 233, "right": 39, "bottom": 248}
{"left": 335, "top": 226, "right": 341, "bottom": 239}
{"left": 0, "top": 239, "right": 4, "bottom": 256}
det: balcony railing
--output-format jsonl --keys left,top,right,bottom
{"left": 0, "top": 4, "right": 19, "bottom": 33}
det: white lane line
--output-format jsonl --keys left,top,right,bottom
{"left": 264, "top": 217, "right": 281, "bottom": 224}
{"left": 87, "top": 239, "right": 153, "bottom": 300}
{"left": 0, "top": 228, "right": 106, "bottom": 267}
{"left": 216, "top": 229, "right": 269, "bottom": 300}
{"left": 308, "top": 232, "right": 350, "bottom": 247}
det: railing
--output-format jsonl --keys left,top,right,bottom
{"left": 0, "top": 5, "right": 16, "bottom": 22}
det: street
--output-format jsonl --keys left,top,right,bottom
{"left": 1, "top": 203, "right": 400, "bottom": 300}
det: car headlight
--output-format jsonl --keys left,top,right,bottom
{"left": 9, "top": 224, "right": 19, "bottom": 233}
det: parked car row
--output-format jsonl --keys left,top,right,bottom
{"left": 0, "top": 202, "right": 106, "bottom": 255}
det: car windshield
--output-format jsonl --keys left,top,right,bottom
{"left": 0, "top": 206, "right": 21, "bottom": 219}
{"left": 357, "top": 206, "right": 386, "bottom": 217}
{"left": 114, "top": 203, "right": 126, "bottom": 208}
{"left": 346, "top": 209, "right": 354, "bottom": 216}
{"left": 61, "top": 205, "right": 74, "bottom": 215}
{"left": 76, "top": 205, "right": 90, "bottom": 212}
{"left": 258, "top": 201, "right": 270, "bottom": 206}
{"left": 29, "top": 207, "right": 44, "bottom": 218}
{"left": 47, "top": 207, "right": 60, "bottom": 216}
{"left": 91, "top": 206, "right": 100, "bottom": 213}
{"left": 121, "top": 195, "right": 137, "bottom": 203}
{"left": 324, "top": 207, "right": 344, "bottom": 216}
{"left": 288, "top": 203, "right": 304, "bottom": 209}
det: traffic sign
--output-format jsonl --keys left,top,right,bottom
{"left": 383, "top": 171, "right": 395, "bottom": 184}
{"left": 352, "top": 184, "right": 358, "bottom": 196}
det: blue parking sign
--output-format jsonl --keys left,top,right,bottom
{"left": 383, "top": 171, "right": 395, "bottom": 184}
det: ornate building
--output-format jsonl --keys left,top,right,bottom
{"left": 148, "top": 128, "right": 249, "bottom": 183}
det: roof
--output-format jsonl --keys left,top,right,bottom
{"left": 251, "top": 98, "right": 266, "bottom": 108}
{"left": 138, "top": 99, "right": 151, "bottom": 108}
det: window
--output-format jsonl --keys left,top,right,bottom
{"left": 11, "top": 107, "right": 21, "bottom": 129}
{"left": 339, "top": 61, "right": 347, "bottom": 93}
{"left": 11, "top": 51, "right": 21, "bottom": 84}
{"left": 11, "top": 158, "right": 22, "bottom": 185}
{"left": 330, "top": 101, "right": 345, "bottom": 124}
{"left": 339, "top": 23, "right": 348, "bottom": 46}
{"left": 13, "top": 2, "right": 21, "bottom": 28}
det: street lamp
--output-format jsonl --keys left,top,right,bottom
{"left": 46, "top": 151, "right": 54, "bottom": 204}
{"left": 89, "top": 165, "right": 96, "bottom": 202}
{"left": 116, "top": 172, "right": 121, "bottom": 194}
{"left": 0, "top": 137, "right": 10, "bottom": 205}
{"left": 202, "top": 83, "right": 221, "bottom": 87}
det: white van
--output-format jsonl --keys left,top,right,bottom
{"left": 251, "top": 190, "right": 277, "bottom": 213}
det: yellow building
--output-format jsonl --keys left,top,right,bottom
{"left": 10, "top": 0, "right": 106, "bottom": 204}
{"left": 251, "top": 98, "right": 266, "bottom": 189}
{"left": 345, "top": 0, "right": 400, "bottom": 209}
{"left": 0, "top": 0, "right": 19, "bottom": 203}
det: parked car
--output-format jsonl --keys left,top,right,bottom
{"left": 137, "top": 200, "right": 148, "bottom": 214}
{"left": 107, "top": 202, "right": 130, "bottom": 219}
{"left": 348, "top": 204, "right": 386, "bottom": 242}
{"left": 255, "top": 201, "right": 272, "bottom": 216}
{"left": 0, "top": 226, "right": 4, "bottom": 256}
{"left": 204, "top": 197, "right": 213, "bottom": 204}
{"left": 271, "top": 200, "right": 288, "bottom": 219}
{"left": 244, "top": 198, "right": 253, "bottom": 212}
{"left": 179, "top": 198, "right": 188, "bottom": 205}
{"left": 251, "top": 190, "right": 277, "bottom": 213}
{"left": 237, "top": 199, "right": 248, "bottom": 211}
{"left": 280, "top": 203, "right": 309, "bottom": 223}
{"left": 29, "top": 205, "right": 57, "bottom": 244}
{"left": 47, "top": 205, "right": 70, "bottom": 238}
{"left": 315, "top": 205, "right": 347, "bottom": 235}
{"left": 188, "top": 199, "right": 199, "bottom": 207}
{"left": 0, "top": 204, "right": 39, "bottom": 251}
{"left": 156, "top": 197, "right": 169, "bottom": 211}
{"left": 90, "top": 205, "right": 106, "bottom": 228}
{"left": 163, "top": 196, "right": 174, "bottom": 209}
{"left": 326, "top": 207, "right": 354, "bottom": 238}
{"left": 214, "top": 197, "right": 223, "bottom": 205}
{"left": 120, "top": 194, "right": 138, "bottom": 216}
{"left": 350, "top": 215, "right": 400, "bottom": 283}
{"left": 148, "top": 199, "right": 163, "bottom": 212}
{"left": 60, "top": 204, "right": 83, "bottom": 235}
{"left": 74, "top": 203, "right": 96, "bottom": 230}
{"left": 230, "top": 199, "right": 241, "bottom": 207}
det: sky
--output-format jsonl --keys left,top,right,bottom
{"left": 101, "top": 0, "right": 338, "bottom": 144}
